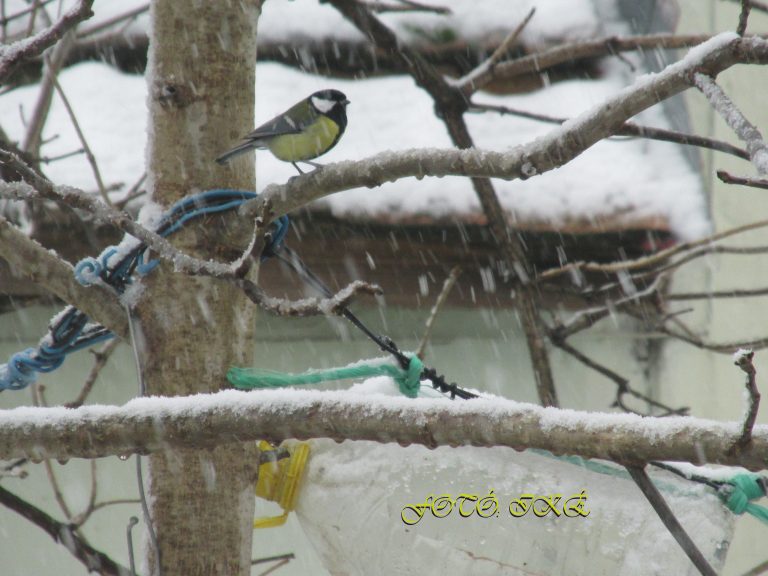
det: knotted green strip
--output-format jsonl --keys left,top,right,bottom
{"left": 722, "top": 474, "right": 768, "bottom": 525}
{"left": 228, "top": 355, "right": 424, "bottom": 398}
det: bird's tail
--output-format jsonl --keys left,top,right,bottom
{"left": 215, "top": 141, "right": 257, "bottom": 165}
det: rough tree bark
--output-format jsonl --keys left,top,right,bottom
{"left": 139, "top": 1, "right": 261, "bottom": 575}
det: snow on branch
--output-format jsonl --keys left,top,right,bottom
{"left": 0, "top": 213, "right": 128, "bottom": 338}
{"left": 1, "top": 388, "right": 767, "bottom": 469}
{"left": 242, "top": 33, "right": 768, "bottom": 221}
{"left": 0, "top": 0, "right": 94, "bottom": 83}
{"left": 693, "top": 72, "right": 768, "bottom": 175}
{"left": 0, "top": 158, "right": 383, "bottom": 323}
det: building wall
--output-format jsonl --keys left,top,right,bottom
{"left": 663, "top": 2, "right": 768, "bottom": 574}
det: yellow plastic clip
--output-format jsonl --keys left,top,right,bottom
{"left": 253, "top": 440, "right": 311, "bottom": 529}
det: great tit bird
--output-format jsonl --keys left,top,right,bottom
{"left": 215, "top": 89, "right": 350, "bottom": 171}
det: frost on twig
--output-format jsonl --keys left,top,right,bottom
{"left": 0, "top": 210, "right": 128, "bottom": 337}
{"left": 733, "top": 348, "right": 761, "bottom": 452}
{"left": 236, "top": 278, "right": 382, "bottom": 316}
{"left": 693, "top": 72, "right": 768, "bottom": 176}
{"left": 0, "top": 0, "right": 94, "bottom": 83}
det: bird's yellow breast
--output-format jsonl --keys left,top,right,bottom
{"left": 268, "top": 116, "right": 340, "bottom": 162}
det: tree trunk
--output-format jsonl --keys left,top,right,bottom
{"left": 140, "top": 1, "right": 261, "bottom": 575}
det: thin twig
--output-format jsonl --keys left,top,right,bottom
{"left": 32, "top": 383, "right": 75, "bottom": 522}
{"left": 35, "top": 147, "right": 85, "bottom": 163}
{"left": 21, "top": 28, "right": 76, "bottom": 157}
{"left": 733, "top": 349, "right": 760, "bottom": 452}
{"left": 365, "top": 0, "right": 450, "bottom": 14}
{"left": 90, "top": 498, "right": 141, "bottom": 513}
{"left": 667, "top": 287, "right": 768, "bottom": 300}
{"left": 550, "top": 334, "right": 687, "bottom": 416}
{"left": 76, "top": 3, "right": 149, "bottom": 39}
{"left": 65, "top": 338, "right": 120, "bottom": 409}
{"left": 255, "top": 556, "right": 293, "bottom": 576}
{"left": 0, "top": 0, "right": 93, "bottom": 84}
{"left": 738, "top": 0, "right": 752, "bottom": 36}
{"left": 51, "top": 74, "right": 111, "bottom": 204}
{"left": 115, "top": 171, "right": 147, "bottom": 209}
{"left": 693, "top": 72, "right": 768, "bottom": 176}
{"left": 71, "top": 460, "right": 99, "bottom": 526}
{"left": 457, "top": 7, "right": 535, "bottom": 93}
{"left": 729, "top": 0, "right": 768, "bottom": 14}
{"left": 471, "top": 101, "right": 752, "bottom": 161}
{"left": 741, "top": 558, "right": 768, "bottom": 576}
{"left": 0, "top": 485, "right": 128, "bottom": 576}
{"left": 237, "top": 278, "right": 383, "bottom": 316}
{"left": 465, "top": 32, "right": 762, "bottom": 95}
{"left": 416, "top": 266, "right": 461, "bottom": 359}
{"left": 626, "top": 466, "right": 718, "bottom": 576}
{"left": 252, "top": 553, "right": 296, "bottom": 566}
{"left": 538, "top": 217, "right": 768, "bottom": 282}
{"left": 717, "top": 169, "right": 768, "bottom": 190}
{"left": 633, "top": 311, "right": 768, "bottom": 355}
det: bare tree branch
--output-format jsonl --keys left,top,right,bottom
{"left": 65, "top": 338, "right": 121, "bottom": 409}
{"left": 1, "top": 389, "right": 768, "bottom": 469}
{"left": 550, "top": 336, "right": 688, "bottom": 416}
{"left": 730, "top": 0, "right": 768, "bottom": 15}
{"left": 718, "top": 169, "right": 768, "bottom": 189}
{"left": 0, "top": 168, "right": 234, "bottom": 279}
{"left": 0, "top": 0, "right": 93, "bottom": 84}
{"left": 236, "top": 278, "right": 383, "bottom": 316}
{"left": 76, "top": 3, "right": 149, "bottom": 39}
{"left": 51, "top": 74, "right": 110, "bottom": 204}
{"left": 538, "top": 217, "right": 768, "bottom": 283}
{"left": 0, "top": 0, "right": 57, "bottom": 31}
{"left": 0, "top": 214, "right": 128, "bottom": 338}
{"left": 741, "top": 558, "right": 768, "bottom": 576}
{"left": 693, "top": 72, "right": 768, "bottom": 175}
{"left": 364, "top": 0, "right": 450, "bottom": 14}
{"left": 626, "top": 466, "right": 718, "bottom": 576}
{"left": 21, "top": 29, "right": 76, "bottom": 157}
{"left": 738, "top": 0, "right": 752, "bottom": 37}
{"left": 0, "top": 484, "right": 130, "bottom": 576}
{"left": 456, "top": 7, "right": 535, "bottom": 93}
{"left": 667, "top": 287, "right": 768, "bottom": 300}
{"left": 471, "top": 102, "right": 752, "bottom": 161}
{"left": 242, "top": 35, "right": 768, "bottom": 221}
{"left": 416, "top": 266, "right": 461, "bottom": 359}
{"left": 639, "top": 314, "right": 768, "bottom": 355}
{"left": 733, "top": 349, "right": 761, "bottom": 452}
{"left": 466, "top": 32, "right": 767, "bottom": 94}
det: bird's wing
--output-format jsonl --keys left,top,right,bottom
{"left": 243, "top": 100, "right": 318, "bottom": 141}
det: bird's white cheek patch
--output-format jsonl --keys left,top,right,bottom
{"left": 311, "top": 96, "right": 336, "bottom": 114}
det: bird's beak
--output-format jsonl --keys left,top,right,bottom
{"left": 342, "top": 99, "right": 351, "bottom": 106}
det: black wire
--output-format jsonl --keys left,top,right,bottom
{"left": 649, "top": 461, "right": 724, "bottom": 491}
{"left": 276, "top": 246, "right": 478, "bottom": 400}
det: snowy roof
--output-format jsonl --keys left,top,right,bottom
{"left": 0, "top": 0, "right": 709, "bottom": 240}
{"left": 61, "top": 0, "right": 604, "bottom": 51}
